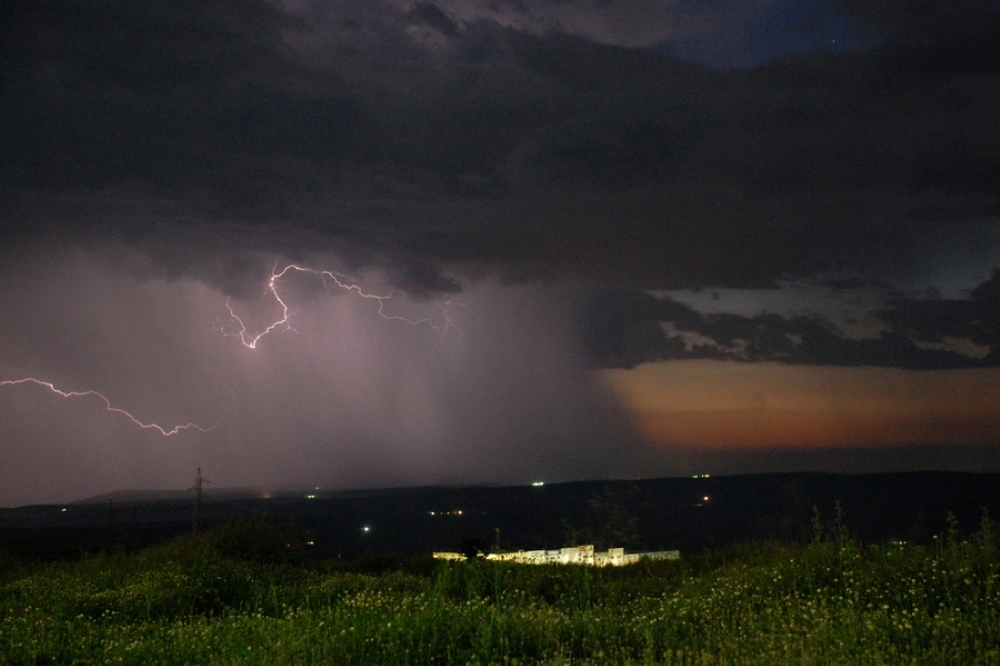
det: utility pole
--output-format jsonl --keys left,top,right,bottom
{"left": 191, "top": 467, "right": 210, "bottom": 533}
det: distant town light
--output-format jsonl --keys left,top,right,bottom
{"left": 61, "top": 508, "right": 67, "bottom": 512}
{"left": 531, "top": 481, "right": 545, "bottom": 487}
{"left": 362, "top": 526, "right": 370, "bottom": 532}
{"left": 703, "top": 496, "right": 710, "bottom": 501}
{"left": 306, "top": 494, "right": 316, "bottom": 499}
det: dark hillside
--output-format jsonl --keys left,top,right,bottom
{"left": 2, "top": 472, "right": 998, "bottom": 559}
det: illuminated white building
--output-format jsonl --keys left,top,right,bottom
{"left": 433, "top": 544, "right": 679, "bottom": 565}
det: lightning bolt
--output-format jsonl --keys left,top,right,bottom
{"left": 214, "top": 263, "right": 461, "bottom": 350}
{"left": 0, "top": 378, "right": 227, "bottom": 436}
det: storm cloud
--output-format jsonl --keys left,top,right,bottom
{"left": 582, "top": 269, "right": 1000, "bottom": 371}
{"left": 3, "top": 0, "right": 998, "bottom": 291}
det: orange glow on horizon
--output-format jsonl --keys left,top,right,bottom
{"left": 599, "top": 361, "right": 1000, "bottom": 450}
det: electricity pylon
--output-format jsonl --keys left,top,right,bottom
{"left": 190, "top": 467, "right": 210, "bottom": 533}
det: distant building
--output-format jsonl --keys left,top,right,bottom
{"left": 433, "top": 544, "right": 679, "bottom": 565}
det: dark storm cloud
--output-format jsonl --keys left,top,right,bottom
{"left": 1, "top": 0, "right": 998, "bottom": 342}
{"left": 581, "top": 270, "right": 1000, "bottom": 370}
{"left": 408, "top": 2, "right": 462, "bottom": 36}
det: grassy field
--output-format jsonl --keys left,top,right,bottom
{"left": 2, "top": 515, "right": 999, "bottom": 665}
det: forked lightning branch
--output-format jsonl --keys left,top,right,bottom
{"left": 0, "top": 378, "right": 223, "bottom": 436}
{"left": 212, "top": 263, "right": 460, "bottom": 349}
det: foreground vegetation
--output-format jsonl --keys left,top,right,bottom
{"left": 2, "top": 515, "right": 999, "bottom": 665}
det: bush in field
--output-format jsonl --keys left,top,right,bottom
{"left": 129, "top": 519, "right": 306, "bottom": 565}
{"left": 204, "top": 519, "right": 305, "bottom": 563}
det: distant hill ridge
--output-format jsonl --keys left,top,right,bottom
{"left": 72, "top": 485, "right": 468, "bottom": 505}
{"left": 73, "top": 488, "right": 270, "bottom": 504}
{"left": 2, "top": 471, "right": 999, "bottom": 559}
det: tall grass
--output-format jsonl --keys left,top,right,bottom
{"left": 2, "top": 516, "right": 998, "bottom": 664}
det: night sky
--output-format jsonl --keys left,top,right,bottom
{"left": 2, "top": 0, "right": 998, "bottom": 507}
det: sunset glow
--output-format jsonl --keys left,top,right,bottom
{"left": 602, "top": 361, "right": 1000, "bottom": 450}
